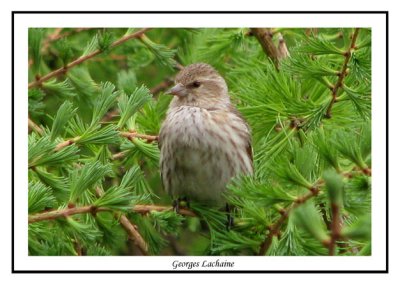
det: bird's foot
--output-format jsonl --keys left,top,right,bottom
{"left": 172, "top": 197, "right": 190, "bottom": 213}
{"left": 226, "top": 203, "right": 234, "bottom": 231}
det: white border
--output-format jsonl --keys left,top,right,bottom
{"left": 13, "top": 12, "right": 387, "bottom": 271}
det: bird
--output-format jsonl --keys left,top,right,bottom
{"left": 158, "top": 63, "right": 253, "bottom": 207}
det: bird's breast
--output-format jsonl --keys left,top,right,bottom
{"left": 161, "top": 106, "right": 215, "bottom": 149}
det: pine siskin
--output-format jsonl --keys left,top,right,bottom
{"left": 159, "top": 63, "right": 253, "bottom": 205}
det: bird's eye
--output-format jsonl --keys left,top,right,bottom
{"left": 190, "top": 81, "right": 201, "bottom": 88}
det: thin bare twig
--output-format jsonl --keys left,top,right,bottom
{"left": 119, "top": 215, "right": 148, "bottom": 255}
{"left": 52, "top": 130, "right": 157, "bottom": 154}
{"left": 250, "top": 28, "right": 281, "bottom": 69}
{"left": 328, "top": 203, "right": 341, "bottom": 255}
{"left": 99, "top": 187, "right": 148, "bottom": 255}
{"left": 150, "top": 78, "right": 174, "bottom": 96}
{"left": 276, "top": 32, "right": 290, "bottom": 59}
{"left": 28, "top": 28, "right": 152, "bottom": 89}
{"left": 42, "top": 28, "right": 94, "bottom": 52}
{"left": 28, "top": 204, "right": 196, "bottom": 224}
{"left": 54, "top": 138, "right": 77, "bottom": 152}
{"left": 120, "top": 131, "right": 159, "bottom": 143}
{"left": 325, "top": 28, "right": 360, "bottom": 118}
{"left": 28, "top": 117, "right": 44, "bottom": 135}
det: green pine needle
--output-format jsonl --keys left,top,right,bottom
{"left": 91, "top": 82, "right": 121, "bottom": 126}
{"left": 294, "top": 200, "right": 329, "bottom": 242}
{"left": 28, "top": 181, "right": 57, "bottom": 213}
{"left": 28, "top": 134, "right": 79, "bottom": 168}
{"left": 50, "top": 101, "right": 77, "bottom": 141}
{"left": 118, "top": 85, "right": 152, "bottom": 128}
{"left": 94, "top": 185, "right": 135, "bottom": 211}
{"left": 69, "top": 161, "right": 113, "bottom": 202}
{"left": 42, "top": 79, "right": 77, "bottom": 98}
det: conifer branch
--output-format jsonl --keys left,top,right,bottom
{"left": 54, "top": 138, "right": 78, "bottom": 151}
{"left": 250, "top": 28, "right": 281, "bottom": 69}
{"left": 112, "top": 151, "right": 128, "bottom": 160}
{"left": 28, "top": 28, "right": 152, "bottom": 89}
{"left": 52, "top": 130, "right": 158, "bottom": 153}
{"left": 325, "top": 28, "right": 360, "bottom": 118}
{"left": 258, "top": 187, "right": 320, "bottom": 256}
{"left": 119, "top": 215, "right": 148, "bottom": 255}
{"left": 94, "top": 186, "right": 149, "bottom": 255}
{"left": 120, "top": 131, "right": 159, "bottom": 143}
{"left": 150, "top": 77, "right": 174, "bottom": 95}
{"left": 328, "top": 203, "right": 341, "bottom": 255}
{"left": 42, "top": 28, "right": 93, "bottom": 51}
{"left": 101, "top": 78, "right": 174, "bottom": 123}
{"left": 28, "top": 204, "right": 196, "bottom": 224}
{"left": 277, "top": 32, "right": 290, "bottom": 59}
{"left": 28, "top": 117, "right": 44, "bottom": 135}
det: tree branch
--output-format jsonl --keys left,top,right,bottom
{"left": 328, "top": 203, "right": 341, "bottom": 255}
{"left": 258, "top": 187, "right": 320, "bottom": 256}
{"left": 28, "top": 117, "right": 44, "bottom": 135}
{"left": 120, "top": 131, "right": 159, "bottom": 143}
{"left": 276, "top": 32, "right": 290, "bottom": 59}
{"left": 28, "top": 28, "right": 152, "bottom": 89}
{"left": 42, "top": 28, "right": 94, "bottom": 52}
{"left": 54, "top": 138, "right": 78, "bottom": 152}
{"left": 119, "top": 215, "right": 148, "bottom": 255}
{"left": 325, "top": 28, "right": 360, "bottom": 118}
{"left": 28, "top": 204, "right": 196, "bottom": 224}
{"left": 250, "top": 28, "right": 281, "bottom": 69}
{"left": 100, "top": 78, "right": 174, "bottom": 123}
{"left": 52, "top": 130, "right": 158, "bottom": 154}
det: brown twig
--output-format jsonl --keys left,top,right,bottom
{"left": 28, "top": 28, "right": 152, "bottom": 89}
{"left": 101, "top": 109, "right": 120, "bottom": 123}
{"left": 258, "top": 187, "right": 320, "bottom": 256}
{"left": 150, "top": 78, "right": 174, "bottom": 95}
{"left": 28, "top": 117, "right": 44, "bottom": 135}
{"left": 28, "top": 205, "right": 106, "bottom": 223}
{"left": 112, "top": 151, "right": 128, "bottom": 160}
{"left": 98, "top": 187, "right": 149, "bottom": 255}
{"left": 133, "top": 204, "right": 196, "bottom": 217}
{"left": 52, "top": 130, "right": 157, "bottom": 153}
{"left": 119, "top": 215, "right": 148, "bottom": 255}
{"left": 120, "top": 131, "right": 159, "bottom": 143}
{"left": 28, "top": 204, "right": 196, "bottom": 224}
{"left": 54, "top": 138, "right": 77, "bottom": 152}
{"left": 328, "top": 203, "right": 341, "bottom": 255}
{"left": 250, "top": 28, "right": 281, "bottom": 69}
{"left": 42, "top": 28, "right": 93, "bottom": 52}
{"left": 325, "top": 28, "right": 360, "bottom": 118}
{"left": 276, "top": 32, "right": 290, "bottom": 59}
{"left": 41, "top": 28, "right": 63, "bottom": 49}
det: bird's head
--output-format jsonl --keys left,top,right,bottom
{"left": 167, "top": 63, "right": 230, "bottom": 109}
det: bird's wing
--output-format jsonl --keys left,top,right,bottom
{"left": 228, "top": 105, "right": 253, "bottom": 166}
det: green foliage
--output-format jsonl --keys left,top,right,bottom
{"left": 139, "top": 35, "right": 177, "bottom": 68}
{"left": 323, "top": 169, "right": 344, "bottom": 206}
{"left": 118, "top": 85, "right": 152, "bottom": 128}
{"left": 28, "top": 181, "right": 57, "bottom": 213}
{"left": 28, "top": 134, "right": 79, "bottom": 168}
{"left": 28, "top": 28, "right": 43, "bottom": 75}
{"left": 50, "top": 101, "right": 77, "bottom": 141}
{"left": 294, "top": 200, "right": 330, "bottom": 242}
{"left": 28, "top": 27, "right": 371, "bottom": 256}
{"left": 69, "top": 161, "right": 112, "bottom": 202}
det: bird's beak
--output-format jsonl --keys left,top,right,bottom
{"left": 166, "top": 83, "right": 188, "bottom": 97}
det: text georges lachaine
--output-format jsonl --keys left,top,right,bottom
{"left": 172, "top": 259, "right": 235, "bottom": 270}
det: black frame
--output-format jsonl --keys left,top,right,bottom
{"left": 12, "top": 11, "right": 389, "bottom": 273}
